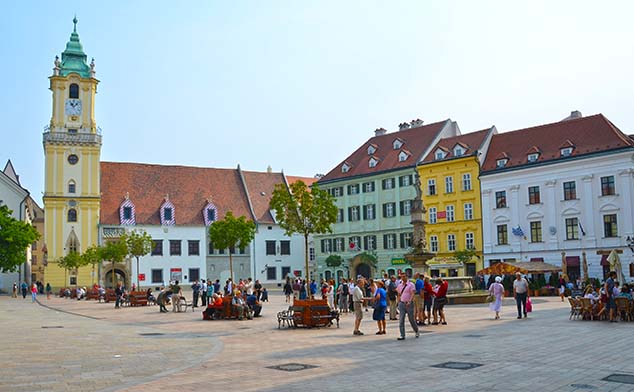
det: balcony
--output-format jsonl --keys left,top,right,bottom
{"left": 43, "top": 131, "right": 102, "bottom": 146}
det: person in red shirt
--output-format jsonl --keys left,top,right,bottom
{"left": 432, "top": 278, "right": 448, "bottom": 325}
{"left": 423, "top": 276, "right": 434, "bottom": 325}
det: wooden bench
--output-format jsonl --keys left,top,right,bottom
{"left": 128, "top": 291, "right": 149, "bottom": 307}
{"left": 86, "top": 289, "right": 100, "bottom": 301}
{"left": 202, "top": 296, "right": 252, "bottom": 320}
{"left": 104, "top": 289, "right": 117, "bottom": 303}
{"left": 289, "top": 299, "right": 338, "bottom": 328}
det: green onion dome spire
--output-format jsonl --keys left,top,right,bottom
{"left": 59, "top": 16, "right": 91, "bottom": 78}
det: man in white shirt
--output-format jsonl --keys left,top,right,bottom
{"left": 352, "top": 277, "right": 366, "bottom": 335}
{"left": 246, "top": 278, "right": 254, "bottom": 296}
{"left": 513, "top": 272, "right": 529, "bottom": 319}
{"left": 348, "top": 281, "right": 356, "bottom": 313}
{"left": 200, "top": 280, "right": 208, "bottom": 306}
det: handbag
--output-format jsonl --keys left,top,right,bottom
{"left": 526, "top": 297, "right": 533, "bottom": 313}
{"left": 485, "top": 295, "right": 495, "bottom": 303}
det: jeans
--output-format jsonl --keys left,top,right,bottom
{"left": 515, "top": 292, "right": 527, "bottom": 317}
{"left": 339, "top": 294, "right": 348, "bottom": 311}
{"left": 201, "top": 292, "right": 207, "bottom": 306}
{"left": 115, "top": 295, "right": 122, "bottom": 308}
{"left": 31, "top": 292, "right": 37, "bottom": 302}
{"left": 398, "top": 301, "right": 419, "bottom": 338}
{"left": 193, "top": 292, "right": 199, "bottom": 307}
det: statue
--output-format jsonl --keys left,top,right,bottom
{"left": 90, "top": 58, "right": 96, "bottom": 78}
{"left": 53, "top": 55, "right": 61, "bottom": 76}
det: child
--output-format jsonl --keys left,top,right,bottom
{"left": 261, "top": 288, "right": 269, "bottom": 302}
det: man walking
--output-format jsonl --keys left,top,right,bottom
{"left": 414, "top": 273, "right": 424, "bottom": 325}
{"left": 114, "top": 282, "right": 124, "bottom": 309}
{"left": 513, "top": 272, "right": 529, "bottom": 319}
{"left": 191, "top": 280, "right": 200, "bottom": 308}
{"left": 352, "top": 276, "right": 366, "bottom": 335}
{"left": 387, "top": 275, "right": 398, "bottom": 320}
{"left": 396, "top": 273, "right": 419, "bottom": 340}
{"left": 200, "top": 279, "right": 208, "bottom": 306}
{"left": 605, "top": 271, "right": 617, "bottom": 322}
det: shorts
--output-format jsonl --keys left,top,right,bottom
{"left": 433, "top": 297, "right": 447, "bottom": 311}
{"left": 424, "top": 297, "right": 432, "bottom": 312}
{"left": 413, "top": 295, "right": 423, "bottom": 311}
{"left": 353, "top": 302, "right": 363, "bottom": 320}
{"left": 606, "top": 297, "right": 616, "bottom": 310}
{"left": 372, "top": 305, "right": 386, "bottom": 321}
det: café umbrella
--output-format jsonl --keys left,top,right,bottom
{"left": 607, "top": 249, "right": 625, "bottom": 285}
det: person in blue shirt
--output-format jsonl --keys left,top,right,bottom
{"left": 414, "top": 273, "right": 425, "bottom": 325}
{"left": 372, "top": 281, "right": 387, "bottom": 335}
{"left": 310, "top": 280, "right": 318, "bottom": 298}
{"left": 20, "top": 282, "right": 28, "bottom": 299}
{"left": 246, "top": 292, "right": 262, "bottom": 317}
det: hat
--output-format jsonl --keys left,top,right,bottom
{"left": 495, "top": 276, "right": 502, "bottom": 283}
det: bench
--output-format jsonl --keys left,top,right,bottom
{"left": 277, "top": 306, "right": 294, "bottom": 328}
{"left": 86, "top": 289, "right": 100, "bottom": 301}
{"left": 202, "top": 296, "right": 252, "bottom": 320}
{"left": 310, "top": 305, "right": 340, "bottom": 328}
{"left": 128, "top": 291, "right": 149, "bottom": 307}
{"left": 288, "top": 299, "right": 338, "bottom": 328}
{"left": 104, "top": 289, "right": 117, "bottom": 303}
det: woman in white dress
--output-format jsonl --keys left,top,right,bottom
{"left": 326, "top": 280, "right": 335, "bottom": 309}
{"left": 488, "top": 276, "right": 505, "bottom": 319}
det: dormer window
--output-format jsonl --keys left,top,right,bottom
{"left": 369, "top": 157, "right": 379, "bottom": 168}
{"left": 119, "top": 195, "right": 136, "bottom": 225}
{"left": 527, "top": 153, "right": 539, "bottom": 163}
{"left": 393, "top": 139, "right": 403, "bottom": 150}
{"left": 453, "top": 146, "right": 464, "bottom": 157}
{"left": 341, "top": 163, "right": 350, "bottom": 173}
{"left": 367, "top": 145, "right": 377, "bottom": 155}
{"left": 435, "top": 149, "right": 446, "bottom": 160}
{"left": 160, "top": 197, "right": 176, "bottom": 226}
{"left": 496, "top": 159, "right": 508, "bottom": 168}
{"left": 398, "top": 151, "right": 409, "bottom": 162}
{"left": 203, "top": 199, "right": 218, "bottom": 226}
{"left": 560, "top": 147, "right": 573, "bottom": 157}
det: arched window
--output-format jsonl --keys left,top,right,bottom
{"left": 68, "top": 180, "right": 76, "bottom": 194}
{"left": 67, "top": 230, "right": 80, "bottom": 254}
{"left": 69, "top": 83, "right": 79, "bottom": 99}
{"left": 68, "top": 208, "right": 77, "bottom": 222}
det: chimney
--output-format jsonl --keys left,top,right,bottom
{"left": 266, "top": 165, "right": 272, "bottom": 173}
{"left": 562, "top": 110, "right": 583, "bottom": 121}
{"left": 410, "top": 118, "right": 424, "bottom": 128}
{"left": 374, "top": 127, "right": 387, "bottom": 136}
{"left": 398, "top": 122, "right": 411, "bottom": 131}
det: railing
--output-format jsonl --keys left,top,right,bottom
{"left": 43, "top": 131, "right": 102, "bottom": 145}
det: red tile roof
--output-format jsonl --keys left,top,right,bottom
{"left": 100, "top": 162, "right": 253, "bottom": 225}
{"left": 421, "top": 128, "right": 493, "bottom": 163}
{"left": 241, "top": 170, "right": 287, "bottom": 224}
{"left": 287, "top": 175, "right": 318, "bottom": 187}
{"left": 482, "top": 114, "right": 633, "bottom": 172}
{"left": 319, "top": 120, "right": 451, "bottom": 182}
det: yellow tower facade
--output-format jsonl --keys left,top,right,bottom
{"left": 43, "top": 18, "right": 101, "bottom": 289}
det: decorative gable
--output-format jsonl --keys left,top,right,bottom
{"left": 496, "top": 152, "right": 510, "bottom": 168}
{"left": 203, "top": 197, "right": 218, "bottom": 226}
{"left": 367, "top": 144, "right": 377, "bottom": 155}
{"left": 393, "top": 138, "right": 404, "bottom": 150}
{"left": 160, "top": 195, "right": 175, "bottom": 226}
{"left": 118, "top": 193, "right": 136, "bottom": 225}
{"left": 453, "top": 143, "right": 467, "bottom": 157}
{"left": 434, "top": 148, "right": 447, "bottom": 160}
{"left": 559, "top": 140, "right": 575, "bottom": 157}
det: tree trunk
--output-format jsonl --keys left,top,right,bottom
{"left": 112, "top": 261, "right": 115, "bottom": 289}
{"left": 136, "top": 256, "right": 140, "bottom": 289}
{"left": 229, "top": 251, "right": 234, "bottom": 283}
{"left": 304, "top": 234, "right": 310, "bottom": 299}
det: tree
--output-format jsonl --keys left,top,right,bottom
{"left": 270, "top": 180, "right": 337, "bottom": 285}
{"left": 325, "top": 255, "right": 343, "bottom": 268}
{"left": 57, "top": 251, "right": 83, "bottom": 288}
{"left": 208, "top": 211, "right": 256, "bottom": 282}
{"left": 0, "top": 205, "right": 40, "bottom": 273}
{"left": 122, "top": 230, "right": 153, "bottom": 288}
{"left": 100, "top": 239, "right": 128, "bottom": 288}
{"left": 81, "top": 245, "right": 102, "bottom": 285}
{"left": 454, "top": 248, "right": 477, "bottom": 275}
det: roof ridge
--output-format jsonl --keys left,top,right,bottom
{"left": 598, "top": 114, "right": 634, "bottom": 147}
{"left": 499, "top": 113, "right": 603, "bottom": 135}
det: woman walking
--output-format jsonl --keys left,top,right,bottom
{"left": 45, "top": 283, "right": 52, "bottom": 300}
{"left": 283, "top": 277, "right": 293, "bottom": 303}
{"left": 326, "top": 280, "right": 335, "bottom": 309}
{"left": 373, "top": 281, "right": 387, "bottom": 334}
{"left": 31, "top": 283, "right": 38, "bottom": 303}
{"left": 489, "top": 276, "right": 504, "bottom": 319}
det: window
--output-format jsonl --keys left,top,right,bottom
{"left": 447, "top": 234, "right": 456, "bottom": 251}
{"left": 68, "top": 128, "right": 78, "bottom": 134}
{"left": 208, "top": 242, "right": 214, "bottom": 255}
{"left": 331, "top": 187, "right": 343, "bottom": 197}
{"left": 497, "top": 225, "right": 508, "bottom": 245}
{"left": 67, "top": 208, "right": 77, "bottom": 222}
{"left": 435, "top": 150, "right": 445, "bottom": 160}
{"left": 266, "top": 266, "right": 277, "bottom": 281}
{"left": 282, "top": 266, "right": 291, "bottom": 279}
{"left": 333, "top": 238, "right": 344, "bottom": 252}
{"left": 188, "top": 240, "right": 200, "bottom": 256}
{"left": 528, "top": 186, "right": 541, "bottom": 204}
{"left": 266, "top": 240, "right": 276, "bottom": 255}
{"left": 398, "top": 151, "right": 409, "bottom": 162}
{"left": 563, "top": 181, "right": 576, "bottom": 200}
{"left": 399, "top": 175, "right": 413, "bottom": 187}
{"left": 496, "top": 159, "right": 508, "bottom": 168}
{"left": 430, "top": 236, "right": 438, "bottom": 252}
{"left": 151, "top": 269, "right": 163, "bottom": 284}
{"left": 462, "top": 173, "right": 472, "bottom": 191}
{"left": 363, "top": 235, "right": 377, "bottom": 251}
{"left": 465, "top": 232, "right": 474, "bottom": 250}
{"left": 122, "top": 206, "right": 132, "bottom": 220}
{"left": 399, "top": 200, "right": 412, "bottom": 216}
{"left": 530, "top": 221, "right": 542, "bottom": 243}
{"left": 393, "top": 139, "right": 403, "bottom": 149}
{"left": 367, "top": 145, "right": 376, "bottom": 155}
{"left": 369, "top": 158, "right": 378, "bottom": 168}
{"left": 400, "top": 232, "right": 412, "bottom": 248}
{"left": 454, "top": 146, "right": 464, "bottom": 156}
{"left": 348, "top": 206, "right": 360, "bottom": 221}
{"left": 206, "top": 209, "right": 216, "bottom": 223}
{"left": 239, "top": 245, "right": 247, "bottom": 254}
{"left": 565, "top": 218, "right": 579, "bottom": 240}
{"left": 601, "top": 176, "right": 615, "bottom": 196}
{"left": 528, "top": 153, "right": 539, "bottom": 163}
{"left": 347, "top": 184, "right": 360, "bottom": 195}
{"left": 280, "top": 240, "right": 291, "bottom": 255}
{"left": 218, "top": 248, "right": 225, "bottom": 255}
{"left": 336, "top": 209, "right": 344, "bottom": 223}
{"left": 603, "top": 214, "right": 618, "bottom": 237}
{"left": 68, "top": 181, "right": 76, "bottom": 194}
{"left": 428, "top": 179, "right": 436, "bottom": 195}
{"left": 169, "top": 240, "right": 181, "bottom": 256}
{"left": 69, "top": 83, "right": 79, "bottom": 99}
{"left": 464, "top": 203, "right": 473, "bottom": 220}
{"left": 188, "top": 268, "right": 200, "bottom": 282}
{"left": 321, "top": 239, "right": 332, "bottom": 253}
{"left": 383, "top": 202, "right": 396, "bottom": 218}
{"left": 560, "top": 147, "right": 573, "bottom": 157}
{"left": 362, "top": 181, "right": 375, "bottom": 192}
{"left": 163, "top": 207, "right": 173, "bottom": 221}
{"left": 151, "top": 240, "right": 163, "bottom": 256}
{"left": 382, "top": 178, "right": 395, "bottom": 190}
{"left": 363, "top": 204, "right": 375, "bottom": 220}
{"left": 383, "top": 234, "right": 397, "bottom": 249}
{"left": 309, "top": 247, "right": 315, "bottom": 261}
{"left": 495, "top": 191, "right": 507, "bottom": 208}
{"left": 445, "top": 176, "right": 453, "bottom": 193}
{"left": 341, "top": 164, "right": 350, "bottom": 173}
{"left": 349, "top": 236, "right": 361, "bottom": 251}
{"left": 446, "top": 205, "right": 455, "bottom": 222}
{"left": 67, "top": 154, "right": 79, "bottom": 165}
{"left": 429, "top": 207, "right": 437, "bottom": 224}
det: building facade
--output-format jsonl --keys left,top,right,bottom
{"left": 417, "top": 127, "right": 495, "bottom": 277}
{"left": 480, "top": 113, "right": 634, "bottom": 281}
{"left": 315, "top": 119, "right": 460, "bottom": 280}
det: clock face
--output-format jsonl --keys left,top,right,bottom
{"left": 65, "top": 99, "right": 82, "bottom": 116}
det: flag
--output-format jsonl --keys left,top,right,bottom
{"left": 578, "top": 221, "right": 586, "bottom": 236}
{"left": 512, "top": 226, "right": 524, "bottom": 237}
{"left": 437, "top": 211, "right": 446, "bottom": 219}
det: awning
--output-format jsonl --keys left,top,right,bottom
{"left": 530, "top": 257, "right": 544, "bottom": 262}
{"left": 600, "top": 255, "right": 610, "bottom": 266}
{"left": 566, "top": 256, "right": 580, "bottom": 267}
{"left": 478, "top": 261, "right": 562, "bottom": 275}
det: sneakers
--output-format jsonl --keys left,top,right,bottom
{"left": 353, "top": 330, "right": 364, "bottom": 335}
{"left": 397, "top": 337, "right": 405, "bottom": 341}
{"left": 517, "top": 316, "right": 522, "bottom": 319}
{"left": 441, "top": 321, "right": 447, "bottom": 325}
{"left": 415, "top": 331, "right": 420, "bottom": 338}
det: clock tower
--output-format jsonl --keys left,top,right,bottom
{"left": 43, "top": 17, "right": 101, "bottom": 288}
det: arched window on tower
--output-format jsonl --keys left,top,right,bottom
{"left": 67, "top": 231, "right": 80, "bottom": 254}
{"left": 68, "top": 208, "right": 77, "bottom": 222}
{"left": 69, "top": 83, "right": 79, "bottom": 99}
{"left": 68, "top": 180, "right": 76, "bottom": 194}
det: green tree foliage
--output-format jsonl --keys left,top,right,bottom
{"left": 325, "top": 255, "right": 343, "bottom": 267}
{"left": 122, "top": 230, "right": 153, "bottom": 287}
{"left": 453, "top": 248, "right": 477, "bottom": 265}
{"left": 81, "top": 245, "right": 102, "bottom": 284}
{"left": 270, "top": 180, "right": 337, "bottom": 281}
{"left": 100, "top": 239, "right": 128, "bottom": 288}
{"left": 0, "top": 205, "right": 40, "bottom": 273}
{"left": 57, "top": 251, "right": 83, "bottom": 287}
{"left": 358, "top": 252, "right": 378, "bottom": 266}
{"left": 208, "top": 211, "right": 256, "bottom": 281}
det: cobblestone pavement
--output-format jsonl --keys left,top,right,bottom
{"left": 2, "top": 292, "right": 634, "bottom": 392}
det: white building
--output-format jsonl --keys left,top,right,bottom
{"left": 480, "top": 112, "right": 634, "bottom": 281}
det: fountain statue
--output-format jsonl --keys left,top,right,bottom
{"left": 405, "top": 173, "right": 435, "bottom": 271}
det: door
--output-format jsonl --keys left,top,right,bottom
{"left": 356, "top": 263, "right": 371, "bottom": 278}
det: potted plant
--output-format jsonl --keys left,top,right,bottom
{"left": 502, "top": 275, "right": 513, "bottom": 297}
{"left": 529, "top": 280, "right": 539, "bottom": 297}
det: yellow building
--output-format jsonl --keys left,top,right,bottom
{"left": 43, "top": 18, "right": 101, "bottom": 288}
{"left": 417, "top": 127, "right": 495, "bottom": 277}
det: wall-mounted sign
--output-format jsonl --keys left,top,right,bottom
{"left": 391, "top": 258, "right": 409, "bottom": 266}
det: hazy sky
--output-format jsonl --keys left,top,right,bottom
{"left": 2, "top": 1, "right": 633, "bottom": 204}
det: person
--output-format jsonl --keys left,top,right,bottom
{"left": 605, "top": 271, "right": 617, "bottom": 322}
{"left": 513, "top": 272, "right": 529, "bottom": 319}
{"left": 310, "top": 279, "right": 317, "bottom": 298}
{"left": 232, "top": 291, "right": 248, "bottom": 320}
{"left": 283, "top": 277, "right": 293, "bottom": 302}
{"left": 339, "top": 278, "right": 349, "bottom": 312}
{"left": 200, "top": 279, "right": 208, "bottom": 306}
{"left": 12, "top": 282, "right": 18, "bottom": 298}
{"left": 326, "top": 280, "right": 335, "bottom": 309}
{"left": 31, "top": 283, "right": 38, "bottom": 303}
{"left": 213, "top": 279, "right": 221, "bottom": 294}
{"left": 115, "top": 282, "right": 124, "bottom": 309}
{"left": 387, "top": 275, "right": 398, "bottom": 320}
{"left": 246, "top": 291, "right": 262, "bottom": 317}
{"left": 618, "top": 284, "right": 632, "bottom": 300}
{"left": 396, "top": 273, "right": 419, "bottom": 340}
{"left": 45, "top": 283, "right": 52, "bottom": 300}
{"left": 225, "top": 278, "right": 233, "bottom": 295}
{"left": 432, "top": 277, "right": 448, "bottom": 325}
{"left": 254, "top": 279, "right": 262, "bottom": 300}
{"left": 157, "top": 287, "right": 169, "bottom": 313}
{"left": 348, "top": 280, "right": 356, "bottom": 312}
{"left": 352, "top": 276, "right": 366, "bottom": 336}
{"left": 299, "top": 280, "right": 308, "bottom": 300}
{"left": 261, "top": 288, "right": 269, "bottom": 302}
{"left": 206, "top": 280, "right": 214, "bottom": 302}
{"left": 373, "top": 280, "right": 387, "bottom": 335}
{"left": 191, "top": 280, "right": 200, "bottom": 308}
{"left": 21, "top": 281, "right": 28, "bottom": 299}
{"left": 558, "top": 276, "right": 566, "bottom": 302}
{"left": 423, "top": 276, "right": 434, "bottom": 325}
{"left": 131, "top": 283, "right": 136, "bottom": 292}
{"left": 245, "top": 277, "right": 254, "bottom": 296}
{"left": 489, "top": 276, "right": 505, "bottom": 319}
{"left": 170, "top": 280, "right": 182, "bottom": 312}
{"left": 414, "top": 273, "right": 424, "bottom": 325}
{"left": 146, "top": 288, "right": 155, "bottom": 304}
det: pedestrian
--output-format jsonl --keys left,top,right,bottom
{"left": 432, "top": 277, "right": 448, "bottom": 325}
{"left": 12, "top": 282, "right": 17, "bottom": 298}
{"left": 254, "top": 279, "right": 262, "bottom": 300}
{"left": 387, "top": 275, "right": 398, "bottom": 320}
{"left": 245, "top": 278, "right": 254, "bottom": 296}
{"left": 299, "top": 280, "right": 308, "bottom": 300}
{"left": 200, "top": 279, "right": 208, "bottom": 306}
{"left": 339, "top": 279, "right": 349, "bottom": 312}
{"left": 605, "top": 271, "right": 617, "bottom": 322}
{"left": 373, "top": 280, "right": 387, "bottom": 335}
{"left": 157, "top": 287, "right": 169, "bottom": 313}
{"left": 422, "top": 276, "right": 434, "bottom": 325}
{"left": 284, "top": 277, "right": 293, "bottom": 302}
{"left": 489, "top": 276, "right": 504, "bottom": 319}
{"left": 21, "top": 281, "right": 28, "bottom": 299}
{"left": 170, "top": 280, "right": 182, "bottom": 312}
{"left": 352, "top": 276, "right": 366, "bottom": 336}
{"left": 326, "top": 280, "right": 335, "bottom": 309}
{"left": 558, "top": 275, "right": 566, "bottom": 302}
{"left": 414, "top": 273, "right": 424, "bottom": 325}
{"left": 191, "top": 280, "right": 200, "bottom": 308}
{"left": 213, "top": 279, "right": 221, "bottom": 294}
{"left": 31, "top": 283, "right": 38, "bottom": 302}
{"left": 396, "top": 273, "right": 419, "bottom": 340}
{"left": 261, "top": 288, "right": 269, "bottom": 302}
{"left": 513, "top": 272, "right": 529, "bottom": 319}
{"left": 348, "top": 279, "right": 356, "bottom": 312}
{"left": 45, "top": 282, "right": 52, "bottom": 300}
{"left": 310, "top": 279, "right": 317, "bottom": 298}
{"left": 114, "top": 282, "right": 124, "bottom": 309}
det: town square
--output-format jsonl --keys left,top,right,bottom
{"left": 1, "top": 2, "right": 634, "bottom": 391}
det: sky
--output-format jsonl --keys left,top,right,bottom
{"left": 2, "top": 1, "right": 633, "bottom": 204}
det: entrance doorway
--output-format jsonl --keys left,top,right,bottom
{"left": 355, "top": 263, "right": 371, "bottom": 278}
{"left": 105, "top": 269, "right": 127, "bottom": 288}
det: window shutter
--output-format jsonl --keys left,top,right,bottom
{"left": 320, "top": 240, "right": 325, "bottom": 253}
{"left": 363, "top": 236, "right": 368, "bottom": 250}
{"left": 363, "top": 205, "right": 368, "bottom": 220}
{"left": 382, "top": 179, "right": 386, "bottom": 190}
{"left": 348, "top": 207, "right": 352, "bottom": 221}
{"left": 398, "top": 176, "right": 403, "bottom": 187}
{"left": 383, "top": 204, "right": 387, "bottom": 218}
{"left": 399, "top": 201, "right": 404, "bottom": 216}
{"left": 399, "top": 233, "right": 405, "bottom": 248}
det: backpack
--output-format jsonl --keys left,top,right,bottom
{"left": 387, "top": 282, "right": 397, "bottom": 300}
{"left": 342, "top": 283, "right": 349, "bottom": 295}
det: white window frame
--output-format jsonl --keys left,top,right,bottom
{"left": 465, "top": 232, "right": 474, "bottom": 250}
{"left": 446, "top": 205, "right": 455, "bottom": 222}
{"left": 454, "top": 146, "right": 464, "bottom": 156}
{"left": 369, "top": 157, "right": 378, "bottom": 168}
{"left": 430, "top": 235, "right": 438, "bottom": 252}
{"left": 398, "top": 151, "right": 408, "bottom": 162}
{"left": 429, "top": 207, "right": 437, "bottom": 224}
{"left": 496, "top": 159, "right": 508, "bottom": 168}
{"left": 527, "top": 153, "right": 539, "bottom": 162}
{"left": 445, "top": 176, "right": 453, "bottom": 193}
{"left": 428, "top": 179, "right": 436, "bottom": 195}
{"left": 462, "top": 173, "right": 472, "bottom": 191}
{"left": 464, "top": 203, "right": 473, "bottom": 220}
{"left": 560, "top": 147, "right": 573, "bottom": 157}
{"left": 447, "top": 234, "right": 456, "bottom": 251}
{"left": 435, "top": 150, "right": 445, "bottom": 160}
